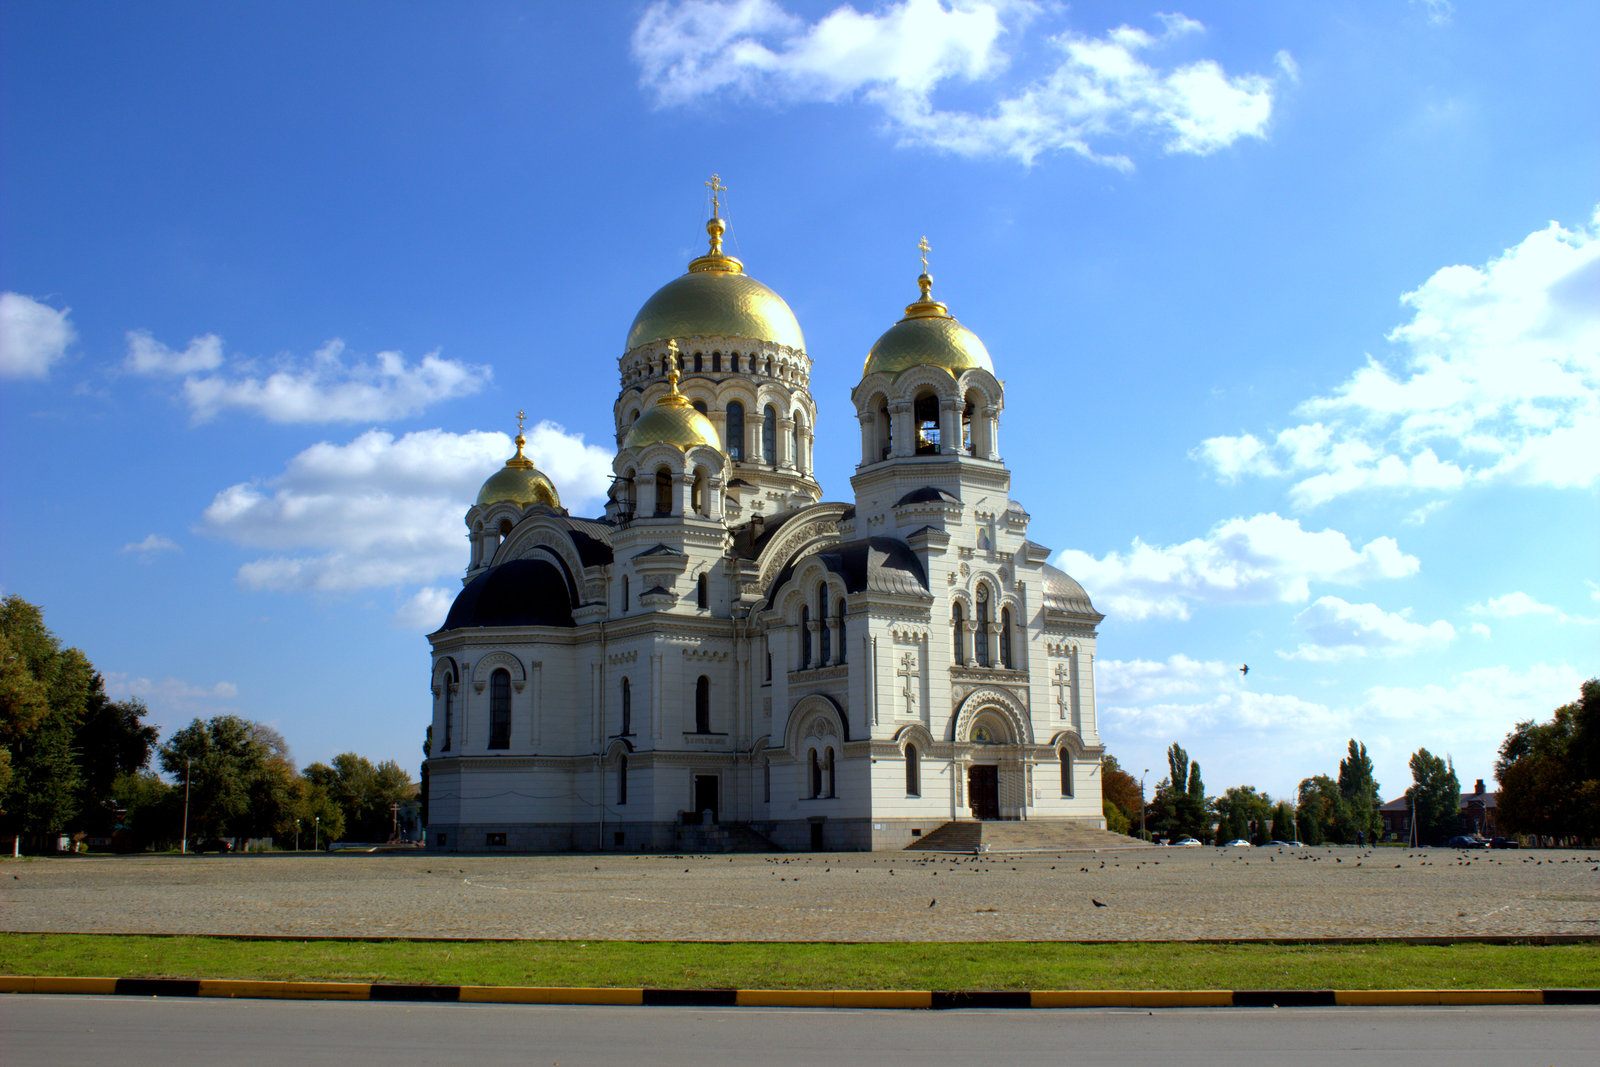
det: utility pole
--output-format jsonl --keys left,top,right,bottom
{"left": 314, "top": 815, "right": 320, "bottom": 851}
{"left": 1140, "top": 769, "right": 1148, "bottom": 841}
{"left": 295, "top": 819, "right": 300, "bottom": 852}
{"left": 180, "top": 757, "right": 191, "bottom": 854}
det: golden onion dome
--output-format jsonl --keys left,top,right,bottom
{"left": 624, "top": 215, "right": 806, "bottom": 352}
{"left": 477, "top": 424, "right": 562, "bottom": 509}
{"left": 862, "top": 269, "right": 993, "bottom": 380}
{"left": 623, "top": 354, "right": 722, "bottom": 453}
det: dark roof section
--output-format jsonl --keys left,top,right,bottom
{"left": 562, "top": 516, "right": 615, "bottom": 567}
{"left": 634, "top": 543, "right": 686, "bottom": 559}
{"left": 1041, "top": 563, "right": 1100, "bottom": 617}
{"left": 729, "top": 509, "right": 807, "bottom": 561}
{"left": 896, "top": 486, "right": 960, "bottom": 507}
{"left": 771, "top": 536, "right": 929, "bottom": 602}
{"left": 440, "top": 559, "right": 576, "bottom": 631}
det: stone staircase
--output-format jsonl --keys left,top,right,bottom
{"left": 905, "top": 819, "right": 1152, "bottom": 853}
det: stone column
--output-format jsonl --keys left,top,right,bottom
{"left": 939, "top": 397, "right": 962, "bottom": 456}
{"left": 889, "top": 401, "right": 915, "bottom": 458}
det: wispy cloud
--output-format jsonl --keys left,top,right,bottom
{"left": 393, "top": 586, "right": 455, "bottom": 633}
{"left": 633, "top": 1, "right": 1285, "bottom": 167}
{"left": 201, "top": 426, "right": 613, "bottom": 594}
{"left": 0, "top": 292, "right": 76, "bottom": 380}
{"left": 1281, "top": 596, "right": 1455, "bottom": 662}
{"left": 1053, "top": 513, "right": 1418, "bottom": 622}
{"left": 1468, "top": 591, "right": 1596, "bottom": 625}
{"left": 1196, "top": 207, "right": 1600, "bottom": 507}
{"left": 124, "top": 334, "right": 491, "bottom": 423}
{"left": 121, "top": 534, "right": 181, "bottom": 557}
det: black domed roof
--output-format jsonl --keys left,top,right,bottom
{"left": 440, "top": 559, "right": 575, "bottom": 631}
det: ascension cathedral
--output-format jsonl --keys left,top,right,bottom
{"left": 423, "top": 189, "right": 1106, "bottom": 852}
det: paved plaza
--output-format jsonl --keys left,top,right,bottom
{"left": 3, "top": 845, "right": 1597, "bottom": 942}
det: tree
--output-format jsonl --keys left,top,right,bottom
{"left": 1151, "top": 744, "right": 1209, "bottom": 841}
{"left": 1296, "top": 775, "right": 1341, "bottom": 846}
{"left": 306, "top": 753, "right": 414, "bottom": 843}
{"left": 1406, "top": 748, "right": 1460, "bottom": 846}
{"left": 1269, "top": 801, "right": 1296, "bottom": 843}
{"left": 1099, "top": 754, "right": 1142, "bottom": 829}
{"left": 1213, "top": 786, "right": 1273, "bottom": 844}
{"left": 1102, "top": 798, "right": 1130, "bottom": 834}
{"left": 159, "top": 715, "right": 295, "bottom": 840}
{"left": 1496, "top": 679, "right": 1599, "bottom": 845}
{"left": 1336, "top": 739, "right": 1382, "bottom": 844}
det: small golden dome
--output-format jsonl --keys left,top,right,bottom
{"left": 625, "top": 216, "right": 806, "bottom": 352}
{"left": 477, "top": 424, "right": 562, "bottom": 509}
{"left": 862, "top": 269, "right": 993, "bottom": 380}
{"left": 623, "top": 354, "right": 722, "bottom": 453}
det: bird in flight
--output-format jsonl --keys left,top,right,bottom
{"left": 1239, "top": 664, "right": 1249, "bottom": 677}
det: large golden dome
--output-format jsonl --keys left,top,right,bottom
{"left": 623, "top": 361, "right": 722, "bottom": 453}
{"left": 624, "top": 217, "right": 805, "bottom": 352}
{"left": 477, "top": 430, "right": 562, "bottom": 509}
{"left": 863, "top": 272, "right": 993, "bottom": 380}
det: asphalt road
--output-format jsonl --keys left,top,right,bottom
{"left": 4, "top": 995, "right": 1596, "bottom": 1066}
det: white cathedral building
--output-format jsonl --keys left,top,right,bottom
{"left": 424, "top": 199, "right": 1105, "bottom": 852}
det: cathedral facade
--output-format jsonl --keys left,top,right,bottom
{"left": 423, "top": 203, "right": 1105, "bottom": 852}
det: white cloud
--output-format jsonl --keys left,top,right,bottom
{"left": 124, "top": 330, "right": 224, "bottom": 375}
{"left": 201, "top": 426, "right": 613, "bottom": 593}
{"left": 633, "top": 1, "right": 1284, "bottom": 166}
{"left": 1281, "top": 596, "right": 1455, "bottom": 662}
{"left": 102, "top": 672, "right": 241, "bottom": 740}
{"left": 1469, "top": 622, "right": 1491, "bottom": 638}
{"left": 0, "top": 292, "right": 76, "bottom": 379}
{"left": 1053, "top": 512, "right": 1418, "bottom": 621}
{"left": 1196, "top": 207, "right": 1600, "bottom": 506}
{"left": 1360, "top": 662, "right": 1583, "bottom": 734}
{"left": 393, "top": 586, "right": 455, "bottom": 632}
{"left": 1415, "top": 0, "right": 1454, "bottom": 26}
{"left": 125, "top": 332, "right": 491, "bottom": 423}
{"left": 1099, "top": 654, "right": 1338, "bottom": 740}
{"left": 121, "top": 534, "right": 181, "bottom": 556}
{"left": 1468, "top": 591, "right": 1595, "bottom": 625}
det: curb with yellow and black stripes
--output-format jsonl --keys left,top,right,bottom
{"left": 3, "top": 977, "right": 1596, "bottom": 1008}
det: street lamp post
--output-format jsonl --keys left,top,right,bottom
{"left": 180, "top": 757, "right": 192, "bottom": 854}
{"left": 295, "top": 819, "right": 300, "bottom": 852}
{"left": 314, "top": 816, "right": 320, "bottom": 852}
{"left": 1140, "top": 769, "right": 1148, "bottom": 841}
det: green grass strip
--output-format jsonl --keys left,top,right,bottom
{"left": 2, "top": 934, "right": 1596, "bottom": 991}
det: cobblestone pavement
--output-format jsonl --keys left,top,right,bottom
{"left": 3, "top": 846, "right": 1597, "bottom": 942}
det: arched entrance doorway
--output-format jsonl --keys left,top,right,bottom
{"left": 964, "top": 712, "right": 1011, "bottom": 821}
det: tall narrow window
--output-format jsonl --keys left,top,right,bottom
{"left": 792, "top": 422, "right": 802, "bottom": 471}
{"left": 817, "top": 584, "right": 830, "bottom": 665}
{"left": 877, "top": 397, "right": 892, "bottom": 459}
{"left": 952, "top": 602, "right": 966, "bottom": 666}
{"left": 692, "top": 399, "right": 707, "bottom": 415}
{"left": 693, "top": 352, "right": 702, "bottom": 372}
{"left": 712, "top": 352, "right": 721, "bottom": 372}
{"left": 1060, "top": 750, "right": 1073, "bottom": 797}
{"left": 697, "top": 573, "right": 709, "bottom": 609}
{"left": 695, "top": 675, "right": 711, "bottom": 734}
{"left": 914, "top": 392, "right": 940, "bottom": 454}
{"left": 906, "top": 743, "right": 920, "bottom": 796}
{"left": 618, "top": 754, "right": 628, "bottom": 805}
{"left": 763, "top": 758, "right": 771, "bottom": 803}
{"left": 691, "top": 472, "right": 705, "bottom": 515}
{"left": 836, "top": 599, "right": 846, "bottom": 664}
{"left": 1000, "top": 607, "right": 1013, "bottom": 668}
{"left": 962, "top": 398, "right": 975, "bottom": 454}
{"left": 654, "top": 469, "right": 672, "bottom": 516}
{"left": 800, "top": 606, "right": 812, "bottom": 669}
{"left": 975, "top": 589, "right": 991, "bottom": 667}
{"left": 441, "top": 665, "right": 454, "bottom": 752}
{"left": 726, "top": 401, "right": 745, "bottom": 461}
{"left": 825, "top": 747, "right": 836, "bottom": 798}
{"left": 809, "top": 750, "right": 822, "bottom": 799}
{"left": 488, "top": 668, "right": 511, "bottom": 749}
{"left": 621, "top": 574, "right": 629, "bottom": 612}
{"left": 621, "top": 678, "right": 631, "bottom": 736}
{"left": 762, "top": 405, "right": 777, "bottom": 465}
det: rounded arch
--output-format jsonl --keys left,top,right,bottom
{"left": 472, "top": 651, "right": 527, "bottom": 693}
{"left": 889, "top": 364, "right": 963, "bottom": 404}
{"left": 892, "top": 722, "right": 936, "bottom": 752}
{"left": 951, "top": 687, "right": 1032, "bottom": 745}
{"left": 782, "top": 692, "right": 848, "bottom": 758}
{"left": 431, "top": 655, "right": 459, "bottom": 694}
{"left": 1049, "top": 729, "right": 1086, "bottom": 757}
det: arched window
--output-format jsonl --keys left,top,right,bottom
{"left": 817, "top": 584, "right": 831, "bottom": 665}
{"left": 618, "top": 754, "right": 628, "bottom": 805}
{"left": 906, "top": 743, "right": 920, "bottom": 796}
{"left": 762, "top": 405, "right": 777, "bottom": 465}
{"left": 914, "top": 392, "right": 940, "bottom": 454}
{"left": 763, "top": 757, "right": 771, "bottom": 803}
{"left": 792, "top": 421, "right": 802, "bottom": 471}
{"left": 800, "top": 606, "right": 812, "bottom": 669}
{"left": 712, "top": 352, "right": 721, "bottom": 372}
{"left": 836, "top": 598, "right": 846, "bottom": 664}
{"left": 693, "top": 352, "right": 703, "bottom": 373}
{"left": 962, "top": 398, "right": 975, "bottom": 454}
{"left": 620, "top": 574, "right": 629, "bottom": 613}
{"left": 824, "top": 747, "right": 836, "bottom": 798}
{"left": 725, "top": 401, "right": 745, "bottom": 461}
{"left": 488, "top": 668, "right": 511, "bottom": 749}
{"left": 654, "top": 468, "right": 672, "bottom": 516}
{"left": 952, "top": 601, "right": 966, "bottom": 666}
{"left": 691, "top": 471, "right": 705, "bottom": 515}
{"left": 876, "top": 396, "right": 892, "bottom": 459}
{"left": 809, "top": 750, "right": 822, "bottom": 798}
{"left": 695, "top": 675, "right": 711, "bottom": 734}
{"left": 621, "top": 678, "right": 631, "bottom": 736}
{"left": 975, "top": 588, "right": 991, "bottom": 667}
{"left": 1000, "top": 607, "right": 1013, "bottom": 668}
{"left": 1060, "top": 750, "right": 1074, "bottom": 797}
{"left": 697, "top": 572, "right": 709, "bottom": 609}
{"left": 441, "top": 664, "right": 454, "bottom": 752}
{"left": 692, "top": 399, "right": 707, "bottom": 415}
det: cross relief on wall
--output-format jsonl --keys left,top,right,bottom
{"left": 898, "top": 652, "right": 918, "bottom": 717}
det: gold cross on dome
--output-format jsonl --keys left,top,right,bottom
{"left": 516, "top": 409, "right": 526, "bottom": 434}
{"left": 918, "top": 235, "right": 931, "bottom": 274}
{"left": 706, "top": 173, "right": 727, "bottom": 217}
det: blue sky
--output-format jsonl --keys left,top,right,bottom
{"left": 2, "top": 0, "right": 1595, "bottom": 803}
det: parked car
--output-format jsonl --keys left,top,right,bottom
{"left": 194, "top": 838, "right": 234, "bottom": 853}
{"left": 1445, "top": 835, "right": 1489, "bottom": 849}
{"left": 1222, "top": 839, "right": 1252, "bottom": 848}
{"left": 1489, "top": 837, "right": 1521, "bottom": 849}
{"left": 1268, "top": 840, "right": 1305, "bottom": 848}
{"left": 1171, "top": 837, "right": 1203, "bottom": 847}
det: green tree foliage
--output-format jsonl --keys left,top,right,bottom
{"left": 305, "top": 753, "right": 413, "bottom": 842}
{"left": 1406, "top": 748, "right": 1461, "bottom": 846}
{"left": 1336, "top": 739, "right": 1382, "bottom": 843}
{"left": 1269, "top": 800, "right": 1296, "bottom": 843}
{"left": 1495, "top": 679, "right": 1599, "bottom": 845}
{"left": 111, "top": 771, "right": 179, "bottom": 849}
{"left": 1296, "top": 774, "right": 1341, "bottom": 846}
{"left": 1099, "top": 754, "right": 1143, "bottom": 829}
{"left": 1148, "top": 744, "right": 1209, "bottom": 841}
{"left": 1102, "top": 798, "right": 1131, "bottom": 834}
{"left": 1, "top": 596, "right": 156, "bottom": 839}
{"left": 159, "top": 715, "right": 296, "bottom": 840}
{"left": 1213, "top": 786, "right": 1273, "bottom": 844}
{"left": 419, "top": 725, "right": 431, "bottom": 829}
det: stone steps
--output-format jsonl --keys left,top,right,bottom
{"left": 905, "top": 819, "right": 1151, "bottom": 853}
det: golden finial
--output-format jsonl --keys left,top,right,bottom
{"left": 666, "top": 340, "right": 682, "bottom": 395}
{"left": 918, "top": 235, "right": 931, "bottom": 274}
{"left": 516, "top": 408, "right": 526, "bottom": 434}
{"left": 507, "top": 409, "right": 534, "bottom": 469}
{"left": 706, "top": 173, "right": 726, "bottom": 218}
